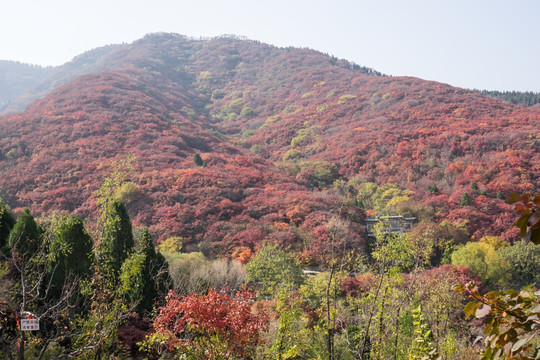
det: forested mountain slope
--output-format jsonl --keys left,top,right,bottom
{"left": 0, "top": 33, "right": 538, "bottom": 255}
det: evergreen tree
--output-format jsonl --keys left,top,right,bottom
{"left": 471, "top": 181, "right": 478, "bottom": 190}
{"left": 99, "top": 200, "right": 134, "bottom": 275}
{"left": 8, "top": 209, "right": 41, "bottom": 260}
{"left": 0, "top": 199, "right": 15, "bottom": 249}
{"left": 130, "top": 227, "right": 171, "bottom": 314}
{"left": 193, "top": 153, "right": 204, "bottom": 166}
{"left": 48, "top": 216, "right": 94, "bottom": 299}
{"left": 496, "top": 190, "right": 504, "bottom": 200}
{"left": 460, "top": 192, "right": 471, "bottom": 207}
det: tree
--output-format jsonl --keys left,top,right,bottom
{"left": 47, "top": 215, "right": 94, "bottom": 300}
{"left": 193, "top": 153, "right": 204, "bottom": 167}
{"left": 451, "top": 241, "right": 510, "bottom": 289}
{"left": 2, "top": 212, "right": 81, "bottom": 360}
{"left": 454, "top": 282, "right": 540, "bottom": 359}
{"left": 8, "top": 209, "right": 42, "bottom": 261}
{"left": 408, "top": 305, "right": 440, "bottom": 360}
{"left": 471, "top": 181, "right": 478, "bottom": 190}
{"left": 98, "top": 200, "right": 134, "bottom": 275}
{"left": 245, "top": 244, "right": 304, "bottom": 295}
{"left": 460, "top": 192, "right": 471, "bottom": 207}
{"left": 454, "top": 193, "right": 540, "bottom": 360}
{"left": 123, "top": 227, "right": 170, "bottom": 315}
{"left": 0, "top": 199, "right": 15, "bottom": 249}
{"left": 158, "top": 236, "right": 183, "bottom": 253}
{"left": 144, "top": 289, "right": 269, "bottom": 359}
{"left": 498, "top": 241, "right": 540, "bottom": 289}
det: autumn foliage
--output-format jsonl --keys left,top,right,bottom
{"left": 149, "top": 288, "right": 268, "bottom": 359}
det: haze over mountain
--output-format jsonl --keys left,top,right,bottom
{"left": 0, "top": 33, "right": 538, "bottom": 256}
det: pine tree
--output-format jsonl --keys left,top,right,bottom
{"left": 48, "top": 216, "right": 94, "bottom": 299}
{"left": 0, "top": 199, "right": 15, "bottom": 249}
{"left": 460, "top": 192, "right": 471, "bottom": 207}
{"left": 193, "top": 153, "right": 204, "bottom": 166}
{"left": 471, "top": 181, "right": 478, "bottom": 190}
{"left": 496, "top": 190, "right": 504, "bottom": 200}
{"left": 8, "top": 209, "right": 41, "bottom": 260}
{"left": 127, "top": 228, "right": 171, "bottom": 314}
{"left": 99, "top": 200, "right": 134, "bottom": 275}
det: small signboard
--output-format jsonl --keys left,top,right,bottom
{"left": 20, "top": 319, "right": 39, "bottom": 331}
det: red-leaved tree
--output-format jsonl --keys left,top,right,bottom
{"left": 144, "top": 288, "right": 268, "bottom": 359}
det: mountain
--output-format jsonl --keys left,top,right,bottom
{"left": 0, "top": 60, "right": 53, "bottom": 112}
{"left": 0, "top": 33, "right": 538, "bottom": 258}
{"left": 0, "top": 44, "right": 127, "bottom": 115}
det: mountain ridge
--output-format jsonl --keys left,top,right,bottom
{"left": 0, "top": 33, "right": 538, "bottom": 257}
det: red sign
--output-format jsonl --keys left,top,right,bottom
{"left": 20, "top": 319, "right": 39, "bottom": 331}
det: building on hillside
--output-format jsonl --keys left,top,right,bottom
{"left": 365, "top": 215, "right": 415, "bottom": 236}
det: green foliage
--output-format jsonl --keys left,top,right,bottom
{"left": 498, "top": 241, "right": 540, "bottom": 289}
{"left": 496, "top": 190, "right": 504, "bottom": 199}
{"left": 119, "top": 251, "right": 147, "bottom": 304}
{"left": 259, "top": 114, "right": 280, "bottom": 130}
{"left": 455, "top": 282, "right": 540, "bottom": 359}
{"left": 471, "top": 181, "right": 478, "bottom": 190}
{"left": 94, "top": 154, "right": 136, "bottom": 223}
{"left": 282, "top": 149, "right": 302, "bottom": 161}
{"left": 316, "top": 104, "right": 327, "bottom": 112}
{"left": 409, "top": 305, "right": 440, "bottom": 360}
{"left": 131, "top": 227, "right": 171, "bottom": 314}
{"left": 99, "top": 200, "right": 134, "bottom": 275}
{"left": 283, "top": 104, "right": 296, "bottom": 114}
{"left": 371, "top": 222, "right": 413, "bottom": 274}
{"left": 114, "top": 181, "right": 141, "bottom": 205}
{"left": 211, "top": 89, "right": 225, "bottom": 99}
{"left": 8, "top": 209, "right": 42, "bottom": 259}
{"left": 48, "top": 215, "right": 94, "bottom": 298}
{"left": 451, "top": 241, "right": 510, "bottom": 289}
{"left": 240, "top": 106, "right": 256, "bottom": 118}
{"left": 159, "top": 236, "right": 183, "bottom": 253}
{"left": 460, "top": 192, "right": 471, "bottom": 207}
{"left": 266, "top": 289, "right": 310, "bottom": 359}
{"left": 193, "top": 153, "right": 204, "bottom": 166}
{"left": 246, "top": 244, "right": 304, "bottom": 295}
{"left": 355, "top": 182, "right": 413, "bottom": 215}
{"left": 228, "top": 98, "right": 245, "bottom": 111}
{"left": 506, "top": 193, "right": 540, "bottom": 244}
{"left": 476, "top": 89, "right": 540, "bottom": 106}
{"left": 337, "top": 94, "right": 357, "bottom": 104}
{"left": 296, "top": 160, "right": 339, "bottom": 189}
{"left": 0, "top": 199, "right": 15, "bottom": 249}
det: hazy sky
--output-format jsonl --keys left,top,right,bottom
{"left": 2, "top": 0, "right": 539, "bottom": 91}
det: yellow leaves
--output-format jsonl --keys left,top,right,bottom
{"left": 337, "top": 94, "right": 357, "bottom": 105}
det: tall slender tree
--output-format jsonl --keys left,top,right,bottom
{"left": 99, "top": 200, "right": 134, "bottom": 275}
{"left": 0, "top": 199, "right": 15, "bottom": 249}
{"left": 125, "top": 227, "right": 171, "bottom": 314}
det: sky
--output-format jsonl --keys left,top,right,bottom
{"left": 1, "top": 0, "right": 540, "bottom": 92}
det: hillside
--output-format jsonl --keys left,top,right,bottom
{"left": 0, "top": 33, "right": 538, "bottom": 256}
{"left": 0, "top": 60, "right": 53, "bottom": 112}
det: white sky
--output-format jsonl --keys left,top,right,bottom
{"left": 1, "top": 0, "right": 539, "bottom": 92}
